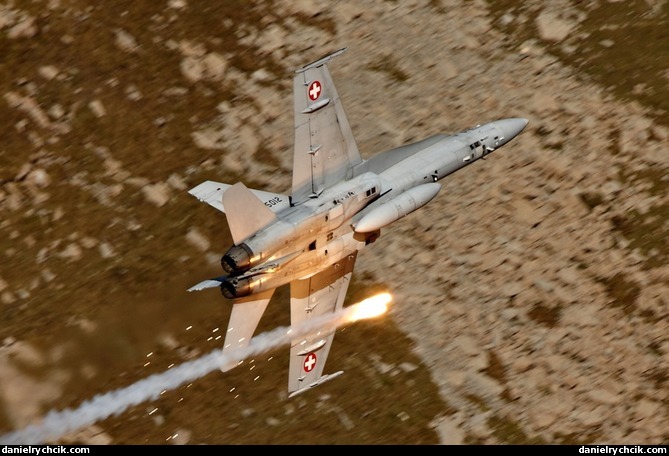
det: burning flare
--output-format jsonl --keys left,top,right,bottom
{"left": 347, "top": 292, "right": 392, "bottom": 322}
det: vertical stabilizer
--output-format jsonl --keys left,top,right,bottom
{"left": 222, "top": 182, "right": 277, "bottom": 245}
{"left": 220, "top": 289, "right": 275, "bottom": 372}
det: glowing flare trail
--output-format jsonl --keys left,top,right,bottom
{"left": 0, "top": 294, "right": 390, "bottom": 444}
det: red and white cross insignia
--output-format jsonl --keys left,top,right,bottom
{"left": 308, "top": 81, "right": 322, "bottom": 101}
{"left": 303, "top": 352, "right": 317, "bottom": 372}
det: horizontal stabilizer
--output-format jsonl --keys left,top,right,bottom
{"left": 187, "top": 277, "right": 226, "bottom": 292}
{"left": 188, "top": 180, "right": 290, "bottom": 215}
{"left": 288, "top": 371, "right": 344, "bottom": 398}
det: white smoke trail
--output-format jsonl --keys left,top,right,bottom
{"left": 0, "top": 294, "right": 390, "bottom": 444}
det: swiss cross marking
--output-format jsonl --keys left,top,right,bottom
{"left": 308, "top": 81, "right": 322, "bottom": 101}
{"left": 303, "top": 352, "right": 317, "bottom": 372}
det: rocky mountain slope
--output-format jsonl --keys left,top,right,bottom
{"left": 1, "top": 0, "right": 667, "bottom": 444}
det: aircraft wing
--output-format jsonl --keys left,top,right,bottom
{"left": 292, "top": 48, "right": 363, "bottom": 204}
{"left": 287, "top": 252, "right": 357, "bottom": 397}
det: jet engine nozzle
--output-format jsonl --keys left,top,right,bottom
{"left": 220, "top": 276, "right": 253, "bottom": 299}
{"left": 221, "top": 243, "right": 253, "bottom": 273}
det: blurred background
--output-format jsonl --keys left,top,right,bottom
{"left": 0, "top": 0, "right": 667, "bottom": 444}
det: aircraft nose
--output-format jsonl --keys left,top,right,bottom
{"left": 496, "top": 118, "right": 528, "bottom": 146}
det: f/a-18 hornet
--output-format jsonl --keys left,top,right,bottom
{"left": 188, "top": 48, "right": 528, "bottom": 397}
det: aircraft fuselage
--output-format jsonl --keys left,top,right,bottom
{"left": 218, "top": 118, "right": 527, "bottom": 299}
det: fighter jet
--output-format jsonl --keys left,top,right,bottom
{"left": 188, "top": 48, "right": 527, "bottom": 397}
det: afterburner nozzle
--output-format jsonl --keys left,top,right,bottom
{"left": 221, "top": 243, "right": 253, "bottom": 273}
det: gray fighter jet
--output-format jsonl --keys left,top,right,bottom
{"left": 188, "top": 48, "right": 528, "bottom": 397}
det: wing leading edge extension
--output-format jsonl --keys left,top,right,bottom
{"left": 288, "top": 252, "right": 358, "bottom": 397}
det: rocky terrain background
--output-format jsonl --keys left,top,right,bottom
{"left": 1, "top": 0, "right": 667, "bottom": 445}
